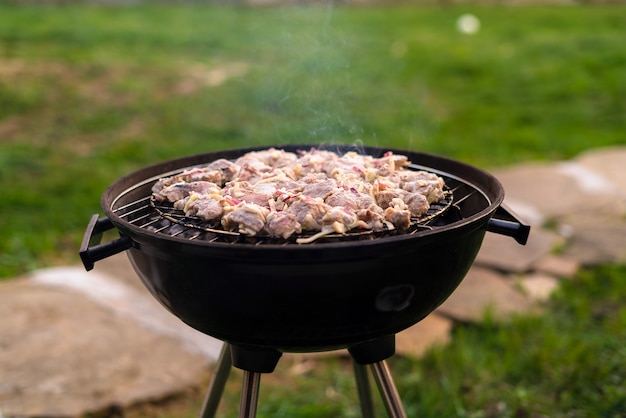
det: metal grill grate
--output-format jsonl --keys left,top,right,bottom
{"left": 112, "top": 168, "right": 485, "bottom": 245}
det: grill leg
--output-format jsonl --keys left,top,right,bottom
{"left": 349, "top": 335, "right": 408, "bottom": 418}
{"left": 370, "top": 360, "right": 408, "bottom": 418}
{"left": 353, "top": 362, "right": 376, "bottom": 418}
{"left": 239, "top": 370, "right": 261, "bottom": 418}
{"left": 200, "top": 340, "right": 407, "bottom": 418}
{"left": 199, "top": 343, "right": 232, "bottom": 418}
{"left": 230, "top": 344, "right": 281, "bottom": 418}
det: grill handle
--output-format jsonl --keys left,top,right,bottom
{"left": 486, "top": 204, "right": 530, "bottom": 245}
{"left": 80, "top": 214, "right": 132, "bottom": 271}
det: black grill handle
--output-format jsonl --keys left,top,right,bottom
{"left": 80, "top": 214, "right": 132, "bottom": 271}
{"left": 486, "top": 204, "right": 531, "bottom": 245}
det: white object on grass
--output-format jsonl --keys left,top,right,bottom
{"left": 456, "top": 14, "right": 481, "bottom": 35}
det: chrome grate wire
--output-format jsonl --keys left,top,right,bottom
{"left": 111, "top": 173, "right": 490, "bottom": 245}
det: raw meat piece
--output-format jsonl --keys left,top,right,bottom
{"left": 183, "top": 193, "right": 224, "bottom": 221}
{"left": 286, "top": 196, "right": 331, "bottom": 231}
{"left": 403, "top": 192, "right": 430, "bottom": 217}
{"left": 221, "top": 203, "right": 269, "bottom": 235}
{"left": 321, "top": 207, "right": 363, "bottom": 234}
{"left": 265, "top": 211, "right": 302, "bottom": 239}
{"left": 302, "top": 178, "right": 338, "bottom": 199}
{"left": 153, "top": 181, "right": 220, "bottom": 203}
{"left": 384, "top": 207, "right": 411, "bottom": 230}
{"left": 152, "top": 147, "right": 448, "bottom": 240}
{"left": 325, "top": 188, "right": 376, "bottom": 212}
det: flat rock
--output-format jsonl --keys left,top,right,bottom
{"left": 559, "top": 214, "right": 626, "bottom": 265}
{"left": 30, "top": 265, "right": 223, "bottom": 360}
{"left": 492, "top": 162, "right": 624, "bottom": 220}
{"left": 497, "top": 198, "right": 545, "bottom": 227}
{"left": 0, "top": 278, "right": 214, "bottom": 418}
{"left": 476, "top": 228, "right": 563, "bottom": 273}
{"left": 518, "top": 273, "right": 560, "bottom": 302}
{"left": 92, "top": 251, "right": 147, "bottom": 293}
{"left": 574, "top": 146, "right": 626, "bottom": 203}
{"left": 530, "top": 254, "right": 580, "bottom": 278}
{"left": 395, "top": 313, "right": 453, "bottom": 357}
{"left": 436, "top": 266, "right": 535, "bottom": 322}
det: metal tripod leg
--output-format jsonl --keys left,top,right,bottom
{"left": 200, "top": 343, "right": 232, "bottom": 418}
{"left": 370, "top": 360, "right": 408, "bottom": 418}
{"left": 200, "top": 340, "right": 404, "bottom": 418}
{"left": 199, "top": 343, "right": 269, "bottom": 418}
{"left": 238, "top": 370, "right": 261, "bottom": 418}
{"left": 353, "top": 362, "right": 376, "bottom": 418}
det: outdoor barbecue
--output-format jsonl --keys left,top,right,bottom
{"left": 80, "top": 144, "right": 530, "bottom": 417}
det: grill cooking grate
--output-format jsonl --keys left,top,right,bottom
{"left": 148, "top": 187, "right": 453, "bottom": 241}
{"left": 112, "top": 168, "right": 485, "bottom": 245}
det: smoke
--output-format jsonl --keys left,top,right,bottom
{"left": 254, "top": 4, "right": 367, "bottom": 147}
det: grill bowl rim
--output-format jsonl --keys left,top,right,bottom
{"left": 100, "top": 144, "right": 505, "bottom": 251}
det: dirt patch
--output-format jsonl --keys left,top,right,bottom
{"left": 175, "top": 62, "right": 249, "bottom": 95}
{"left": 0, "top": 58, "right": 249, "bottom": 149}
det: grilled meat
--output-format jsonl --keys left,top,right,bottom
{"left": 286, "top": 196, "right": 330, "bottom": 231}
{"left": 151, "top": 148, "right": 446, "bottom": 240}
{"left": 222, "top": 203, "right": 269, "bottom": 235}
{"left": 301, "top": 177, "right": 338, "bottom": 199}
{"left": 153, "top": 181, "right": 220, "bottom": 203}
{"left": 182, "top": 193, "right": 224, "bottom": 221}
{"left": 265, "top": 211, "right": 302, "bottom": 239}
{"left": 403, "top": 192, "right": 430, "bottom": 217}
{"left": 384, "top": 206, "right": 411, "bottom": 230}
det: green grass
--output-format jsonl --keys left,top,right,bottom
{"left": 1, "top": 3, "right": 624, "bottom": 278}
{"left": 393, "top": 264, "right": 626, "bottom": 417}
{"left": 1, "top": 5, "right": 624, "bottom": 417}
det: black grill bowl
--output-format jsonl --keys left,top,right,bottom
{"left": 82, "top": 145, "right": 527, "bottom": 352}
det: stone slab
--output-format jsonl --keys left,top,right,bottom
{"left": 559, "top": 214, "right": 626, "bottom": 265}
{"left": 575, "top": 146, "right": 626, "bottom": 202}
{"left": 30, "top": 265, "right": 223, "bottom": 361}
{"left": 0, "top": 278, "right": 214, "bottom": 418}
{"left": 92, "top": 251, "right": 147, "bottom": 293}
{"left": 530, "top": 254, "right": 580, "bottom": 278}
{"left": 492, "top": 162, "right": 624, "bottom": 220}
{"left": 518, "top": 273, "right": 560, "bottom": 302}
{"left": 498, "top": 197, "right": 546, "bottom": 227}
{"left": 436, "top": 266, "right": 536, "bottom": 322}
{"left": 395, "top": 313, "right": 452, "bottom": 357}
{"left": 476, "top": 228, "right": 563, "bottom": 273}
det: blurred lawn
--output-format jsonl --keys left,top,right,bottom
{"left": 0, "top": 3, "right": 625, "bottom": 277}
